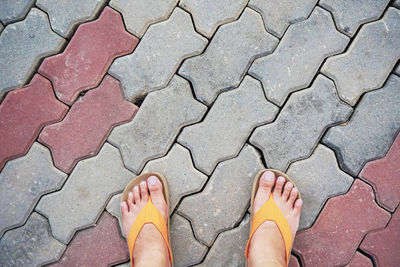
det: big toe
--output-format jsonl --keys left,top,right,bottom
{"left": 253, "top": 171, "right": 275, "bottom": 214}
{"left": 147, "top": 176, "right": 168, "bottom": 219}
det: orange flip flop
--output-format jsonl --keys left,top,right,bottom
{"left": 121, "top": 172, "right": 173, "bottom": 266}
{"left": 245, "top": 169, "right": 301, "bottom": 266}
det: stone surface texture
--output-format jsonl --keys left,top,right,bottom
{"left": 106, "top": 193, "right": 125, "bottom": 236}
{"left": 394, "top": 0, "right": 400, "bottom": 8}
{"left": 179, "top": 8, "right": 278, "bottom": 105}
{"left": 0, "top": 0, "right": 36, "bottom": 24}
{"left": 345, "top": 252, "right": 373, "bottom": 267}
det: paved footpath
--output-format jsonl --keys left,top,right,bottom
{"left": 0, "top": 1, "right": 399, "bottom": 266}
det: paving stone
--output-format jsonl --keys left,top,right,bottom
{"left": 248, "top": 0, "right": 318, "bottom": 37}
{"left": 249, "top": 7, "right": 348, "bottom": 106}
{"left": 323, "top": 74, "right": 400, "bottom": 176}
{"left": 36, "top": 143, "right": 134, "bottom": 244}
{"left": 396, "top": 63, "right": 400, "bottom": 75}
{"left": 250, "top": 75, "right": 352, "bottom": 171}
{"left": 360, "top": 207, "right": 400, "bottom": 267}
{"left": 0, "top": 23, "right": 3, "bottom": 34}
{"left": 108, "top": 75, "right": 207, "bottom": 173}
{"left": 0, "top": 0, "right": 35, "bottom": 24}
{"left": 106, "top": 193, "right": 125, "bottom": 236}
{"left": 345, "top": 252, "right": 373, "bottom": 267}
{"left": 0, "top": 212, "right": 65, "bottom": 267}
{"left": 49, "top": 212, "right": 129, "bottom": 267}
{"left": 110, "top": 0, "right": 178, "bottom": 38}
{"left": 287, "top": 144, "right": 353, "bottom": 230}
{"left": 179, "top": 0, "right": 247, "bottom": 38}
{"left": 39, "top": 7, "right": 138, "bottom": 105}
{"left": 115, "top": 263, "right": 130, "bottom": 267}
{"left": 171, "top": 214, "right": 208, "bottom": 267}
{"left": 0, "top": 8, "right": 65, "bottom": 96}
{"left": 394, "top": 0, "right": 400, "bottom": 9}
{"left": 293, "top": 179, "right": 391, "bottom": 266}
{"left": 109, "top": 8, "right": 208, "bottom": 102}
{"left": 179, "top": 8, "right": 278, "bottom": 105}
{"left": 289, "top": 256, "right": 301, "bottom": 267}
{"left": 321, "top": 8, "right": 400, "bottom": 106}
{"left": 360, "top": 134, "right": 400, "bottom": 211}
{"left": 179, "top": 76, "right": 278, "bottom": 174}
{"left": 39, "top": 75, "right": 138, "bottom": 173}
{"left": 178, "top": 144, "right": 264, "bottom": 246}
{"left": 36, "top": 0, "right": 107, "bottom": 37}
{"left": 320, "top": 0, "right": 389, "bottom": 37}
{"left": 0, "top": 74, "right": 68, "bottom": 171}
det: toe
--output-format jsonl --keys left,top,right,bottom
{"left": 147, "top": 176, "right": 164, "bottom": 199}
{"left": 294, "top": 198, "right": 303, "bottom": 213}
{"left": 127, "top": 192, "right": 134, "bottom": 210}
{"left": 282, "top": 182, "right": 293, "bottom": 200}
{"left": 133, "top": 186, "right": 140, "bottom": 204}
{"left": 253, "top": 171, "right": 275, "bottom": 213}
{"left": 273, "top": 176, "right": 285, "bottom": 197}
{"left": 139, "top": 181, "right": 149, "bottom": 202}
{"left": 121, "top": 201, "right": 129, "bottom": 215}
{"left": 288, "top": 187, "right": 298, "bottom": 207}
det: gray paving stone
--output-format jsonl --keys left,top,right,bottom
{"left": 249, "top": 7, "right": 349, "bottom": 106}
{"left": 0, "top": 8, "right": 65, "bottom": 97}
{"left": 108, "top": 75, "right": 207, "bottom": 174}
{"left": 0, "top": 23, "right": 4, "bottom": 34}
{"left": 179, "top": 8, "right": 278, "bottom": 105}
{"left": 287, "top": 144, "right": 353, "bottom": 230}
{"left": 394, "top": 0, "right": 400, "bottom": 8}
{"left": 179, "top": 0, "right": 247, "bottom": 38}
{"left": 109, "top": 8, "right": 207, "bottom": 102}
{"left": 178, "top": 144, "right": 264, "bottom": 246}
{"left": 323, "top": 74, "right": 400, "bottom": 176}
{"left": 320, "top": 0, "right": 389, "bottom": 37}
{"left": 106, "top": 193, "right": 125, "bottom": 236}
{"left": 248, "top": 0, "right": 317, "bottom": 37}
{"left": 171, "top": 214, "right": 208, "bottom": 267}
{"left": 0, "top": 143, "right": 67, "bottom": 238}
{"left": 178, "top": 76, "right": 278, "bottom": 175}
{"left": 0, "top": 0, "right": 35, "bottom": 24}
{"left": 321, "top": 8, "right": 400, "bottom": 106}
{"left": 250, "top": 74, "right": 352, "bottom": 171}
{"left": 110, "top": 0, "right": 178, "bottom": 38}
{"left": 36, "top": 0, "right": 107, "bottom": 38}
{"left": 395, "top": 63, "right": 400, "bottom": 75}
{"left": 0, "top": 212, "right": 66, "bottom": 267}
{"left": 36, "top": 143, "right": 134, "bottom": 244}
{"left": 115, "top": 263, "right": 130, "bottom": 267}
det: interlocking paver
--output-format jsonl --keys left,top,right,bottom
{"left": 106, "top": 193, "right": 125, "bottom": 236}
{"left": 39, "top": 7, "right": 138, "bottom": 105}
{"left": 0, "top": 0, "right": 35, "bottom": 24}
{"left": 345, "top": 252, "right": 373, "bottom": 267}
{"left": 178, "top": 76, "right": 278, "bottom": 174}
{"left": 321, "top": 8, "right": 400, "bottom": 106}
{"left": 36, "top": 0, "right": 107, "bottom": 37}
{"left": 289, "top": 256, "right": 300, "bottom": 267}
{"left": 320, "top": 0, "right": 389, "bottom": 37}
{"left": 0, "top": 23, "right": 3, "bottom": 33}
{"left": 49, "top": 212, "right": 129, "bottom": 267}
{"left": 179, "top": 8, "right": 278, "bottom": 105}
{"left": 394, "top": 0, "right": 400, "bottom": 8}
{"left": 109, "top": 8, "right": 208, "bottom": 102}
{"left": 287, "top": 144, "right": 353, "bottom": 230}
{"left": 36, "top": 143, "right": 134, "bottom": 243}
{"left": 249, "top": 7, "right": 348, "bottom": 106}
{"left": 179, "top": 0, "right": 247, "bottom": 38}
{"left": 0, "top": 74, "right": 68, "bottom": 171}
{"left": 396, "top": 64, "right": 400, "bottom": 75}
{"left": 248, "top": 0, "right": 317, "bottom": 37}
{"left": 323, "top": 74, "right": 400, "bottom": 176}
{"left": 179, "top": 144, "right": 264, "bottom": 245}
{"left": 0, "top": 8, "right": 65, "bottom": 96}
{"left": 108, "top": 75, "right": 207, "bottom": 173}
{"left": 250, "top": 75, "right": 352, "bottom": 171}
{"left": 293, "top": 179, "right": 391, "bottom": 266}
{"left": 0, "top": 212, "right": 65, "bottom": 267}
{"left": 39, "top": 75, "right": 138, "bottom": 173}
{"left": 360, "top": 207, "right": 400, "bottom": 267}
{"left": 110, "top": 0, "right": 178, "bottom": 38}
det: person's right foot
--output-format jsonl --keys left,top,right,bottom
{"left": 247, "top": 170, "right": 303, "bottom": 267}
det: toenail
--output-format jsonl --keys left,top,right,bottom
{"left": 134, "top": 186, "right": 139, "bottom": 192}
{"left": 128, "top": 192, "right": 133, "bottom": 198}
{"left": 278, "top": 177, "right": 285, "bottom": 183}
{"left": 263, "top": 171, "right": 274, "bottom": 181}
{"left": 292, "top": 188, "right": 297, "bottom": 193}
{"left": 140, "top": 181, "right": 146, "bottom": 186}
{"left": 287, "top": 182, "right": 293, "bottom": 188}
{"left": 148, "top": 176, "right": 157, "bottom": 185}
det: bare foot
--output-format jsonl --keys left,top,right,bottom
{"left": 121, "top": 176, "right": 170, "bottom": 267}
{"left": 247, "top": 171, "right": 303, "bottom": 267}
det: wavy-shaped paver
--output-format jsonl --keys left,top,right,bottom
{"left": 108, "top": 75, "right": 207, "bottom": 174}
{"left": 106, "top": 193, "right": 125, "bottom": 236}
{"left": 178, "top": 76, "right": 278, "bottom": 175}
{"left": 250, "top": 75, "right": 352, "bottom": 171}
{"left": 109, "top": 8, "right": 208, "bottom": 102}
{"left": 345, "top": 252, "right": 373, "bottom": 267}
{"left": 39, "top": 6, "right": 138, "bottom": 105}
{"left": 321, "top": 8, "right": 400, "bottom": 105}
{"left": 0, "top": 8, "right": 65, "bottom": 96}
{"left": 293, "top": 179, "right": 391, "bottom": 266}
{"left": 0, "top": 74, "right": 68, "bottom": 171}
{"left": 36, "top": 143, "right": 134, "bottom": 244}
{"left": 179, "top": 8, "right": 278, "bottom": 105}
{"left": 179, "top": 145, "right": 264, "bottom": 246}
{"left": 39, "top": 75, "right": 138, "bottom": 173}
{"left": 249, "top": 7, "right": 348, "bottom": 106}
{"left": 323, "top": 74, "right": 400, "bottom": 176}
{"left": 0, "top": 0, "right": 35, "bottom": 24}
{"left": 0, "top": 212, "right": 66, "bottom": 266}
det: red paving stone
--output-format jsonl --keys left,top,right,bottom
{"left": 293, "top": 179, "right": 390, "bottom": 267}
{"left": 360, "top": 134, "right": 400, "bottom": 211}
{"left": 49, "top": 211, "right": 129, "bottom": 267}
{"left": 39, "top": 6, "right": 139, "bottom": 105}
{"left": 345, "top": 252, "right": 373, "bottom": 267}
{"left": 360, "top": 207, "right": 400, "bottom": 267}
{"left": 39, "top": 75, "right": 138, "bottom": 173}
{"left": 0, "top": 74, "right": 68, "bottom": 171}
{"left": 288, "top": 255, "right": 300, "bottom": 267}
